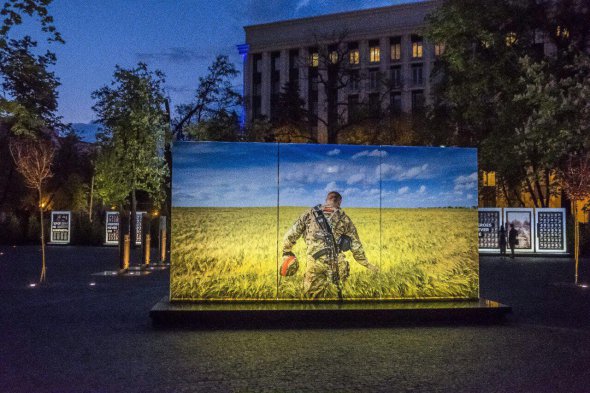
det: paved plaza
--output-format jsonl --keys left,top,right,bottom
{"left": 1, "top": 245, "right": 589, "bottom": 392}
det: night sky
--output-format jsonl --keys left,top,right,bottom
{"left": 10, "top": 0, "right": 424, "bottom": 129}
{"left": 173, "top": 142, "right": 478, "bottom": 208}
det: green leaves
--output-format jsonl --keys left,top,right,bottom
{"left": 92, "top": 63, "right": 169, "bottom": 207}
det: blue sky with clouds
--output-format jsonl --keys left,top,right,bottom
{"left": 173, "top": 142, "right": 478, "bottom": 208}
{"left": 11, "top": 0, "right": 424, "bottom": 125}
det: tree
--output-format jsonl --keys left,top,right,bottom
{"left": 425, "top": 0, "right": 590, "bottom": 207}
{"left": 9, "top": 138, "right": 54, "bottom": 282}
{"left": 561, "top": 153, "right": 590, "bottom": 285}
{"left": 173, "top": 55, "right": 241, "bottom": 140}
{"left": 1, "top": 0, "right": 63, "bottom": 48}
{"left": 92, "top": 63, "right": 169, "bottom": 246}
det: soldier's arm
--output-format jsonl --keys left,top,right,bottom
{"left": 283, "top": 211, "right": 308, "bottom": 253}
{"left": 345, "top": 217, "right": 379, "bottom": 272}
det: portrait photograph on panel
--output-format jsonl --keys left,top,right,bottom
{"left": 278, "top": 144, "right": 381, "bottom": 300}
{"left": 170, "top": 142, "right": 278, "bottom": 300}
{"left": 379, "top": 146, "right": 479, "bottom": 299}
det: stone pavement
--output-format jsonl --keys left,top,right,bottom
{"left": 1, "top": 245, "right": 589, "bottom": 392}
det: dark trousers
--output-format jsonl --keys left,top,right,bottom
{"left": 509, "top": 244, "right": 515, "bottom": 258}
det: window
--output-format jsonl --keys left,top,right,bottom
{"left": 556, "top": 25, "right": 570, "bottom": 39}
{"left": 348, "top": 95, "right": 359, "bottom": 123}
{"left": 369, "top": 69, "right": 380, "bottom": 90}
{"left": 482, "top": 171, "right": 496, "bottom": 187}
{"left": 348, "top": 42, "right": 359, "bottom": 65}
{"left": 369, "top": 93, "right": 380, "bottom": 116}
{"left": 390, "top": 92, "right": 402, "bottom": 114}
{"left": 390, "top": 37, "right": 401, "bottom": 61}
{"left": 369, "top": 40, "right": 380, "bottom": 63}
{"left": 390, "top": 66, "right": 401, "bottom": 88}
{"left": 253, "top": 54, "right": 262, "bottom": 74}
{"left": 412, "top": 36, "right": 423, "bottom": 59}
{"left": 329, "top": 50, "right": 339, "bottom": 64}
{"left": 412, "top": 90, "right": 425, "bottom": 111}
{"left": 411, "top": 64, "right": 423, "bottom": 86}
{"left": 434, "top": 42, "right": 445, "bottom": 57}
{"left": 309, "top": 51, "right": 319, "bottom": 67}
{"left": 505, "top": 32, "right": 517, "bottom": 47}
{"left": 348, "top": 70, "right": 360, "bottom": 91}
{"left": 272, "top": 52, "right": 281, "bottom": 71}
{"left": 289, "top": 49, "right": 299, "bottom": 69}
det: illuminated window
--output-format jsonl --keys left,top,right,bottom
{"left": 482, "top": 171, "right": 496, "bottom": 187}
{"left": 435, "top": 42, "right": 445, "bottom": 57}
{"left": 329, "top": 51, "right": 339, "bottom": 64}
{"left": 390, "top": 37, "right": 401, "bottom": 61}
{"left": 412, "top": 39, "right": 423, "bottom": 59}
{"left": 309, "top": 52, "right": 319, "bottom": 67}
{"left": 556, "top": 25, "right": 570, "bottom": 39}
{"left": 369, "top": 40, "right": 380, "bottom": 63}
{"left": 505, "top": 32, "right": 517, "bottom": 47}
{"left": 349, "top": 49, "right": 360, "bottom": 65}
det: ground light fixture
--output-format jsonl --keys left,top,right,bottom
{"left": 29, "top": 283, "right": 36, "bottom": 288}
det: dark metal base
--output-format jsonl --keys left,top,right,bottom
{"left": 150, "top": 298, "right": 511, "bottom": 329}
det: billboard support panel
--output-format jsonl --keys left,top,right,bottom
{"left": 49, "top": 211, "right": 71, "bottom": 244}
{"left": 535, "top": 208, "right": 567, "bottom": 253}
{"left": 504, "top": 208, "right": 535, "bottom": 253}
{"left": 478, "top": 208, "right": 503, "bottom": 252}
{"left": 171, "top": 142, "right": 479, "bottom": 302}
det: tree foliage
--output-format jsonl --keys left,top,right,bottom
{"left": 0, "top": 0, "right": 63, "bottom": 48}
{"left": 174, "top": 55, "right": 241, "bottom": 140}
{"left": 92, "top": 63, "right": 169, "bottom": 209}
{"left": 425, "top": 0, "right": 590, "bottom": 207}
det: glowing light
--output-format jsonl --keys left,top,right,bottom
{"left": 29, "top": 283, "right": 36, "bottom": 288}
{"left": 0, "top": 252, "right": 4, "bottom": 256}
{"left": 580, "top": 284, "right": 589, "bottom": 289}
{"left": 89, "top": 282, "right": 96, "bottom": 286}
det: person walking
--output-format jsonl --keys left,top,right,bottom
{"left": 508, "top": 223, "right": 519, "bottom": 259}
{"left": 282, "top": 191, "right": 379, "bottom": 299}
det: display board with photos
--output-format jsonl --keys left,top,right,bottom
{"left": 105, "top": 211, "right": 120, "bottom": 245}
{"left": 478, "top": 208, "right": 502, "bottom": 251}
{"left": 171, "top": 142, "right": 479, "bottom": 302}
{"left": 50, "top": 211, "right": 71, "bottom": 244}
{"left": 104, "top": 211, "right": 146, "bottom": 245}
{"left": 535, "top": 208, "right": 566, "bottom": 253}
{"left": 504, "top": 208, "right": 535, "bottom": 252}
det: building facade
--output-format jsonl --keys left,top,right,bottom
{"left": 240, "top": 1, "right": 442, "bottom": 143}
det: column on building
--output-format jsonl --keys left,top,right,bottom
{"left": 298, "top": 47, "right": 309, "bottom": 112}
{"left": 280, "top": 49, "right": 289, "bottom": 93}
{"left": 238, "top": 44, "right": 251, "bottom": 128}
{"left": 400, "top": 34, "right": 412, "bottom": 114}
{"left": 359, "top": 39, "right": 369, "bottom": 104}
{"left": 261, "top": 51, "right": 272, "bottom": 118}
{"left": 379, "top": 36, "right": 390, "bottom": 113}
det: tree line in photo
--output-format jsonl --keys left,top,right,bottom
{"left": 1, "top": 1, "right": 590, "bottom": 283}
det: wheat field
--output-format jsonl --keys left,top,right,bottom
{"left": 170, "top": 207, "right": 478, "bottom": 301}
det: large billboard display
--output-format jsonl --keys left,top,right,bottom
{"left": 171, "top": 142, "right": 479, "bottom": 301}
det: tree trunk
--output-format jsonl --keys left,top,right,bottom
{"left": 130, "top": 189, "right": 137, "bottom": 249}
{"left": 88, "top": 174, "right": 94, "bottom": 223}
{"left": 525, "top": 176, "right": 539, "bottom": 208}
{"left": 38, "top": 187, "right": 46, "bottom": 283}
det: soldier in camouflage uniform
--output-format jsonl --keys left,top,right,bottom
{"left": 282, "top": 191, "right": 379, "bottom": 299}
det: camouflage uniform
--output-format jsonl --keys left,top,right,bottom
{"left": 282, "top": 204, "right": 376, "bottom": 299}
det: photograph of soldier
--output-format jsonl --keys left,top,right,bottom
{"left": 282, "top": 191, "right": 379, "bottom": 299}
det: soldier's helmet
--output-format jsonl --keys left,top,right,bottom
{"left": 280, "top": 253, "right": 299, "bottom": 276}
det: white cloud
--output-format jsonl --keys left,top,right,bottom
{"left": 378, "top": 163, "right": 430, "bottom": 181}
{"left": 352, "top": 149, "right": 388, "bottom": 160}
{"left": 398, "top": 186, "right": 409, "bottom": 195}
{"left": 418, "top": 185, "right": 426, "bottom": 194}
{"left": 295, "top": 0, "right": 311, "bottom": 12}
{"left": 454, "top": 172, "right": 478, "bottom": 192}
{"left": 327, "top": 148, "right": 341, "bottom": 156}
{"left": 324, "top": 181, "right": 338, "bottom": 192}
{"left": 326, "top": 165, "right": 339, "bottom": 174}
{"left": 347, "top": 173, "right": 365, "bottom": 185}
